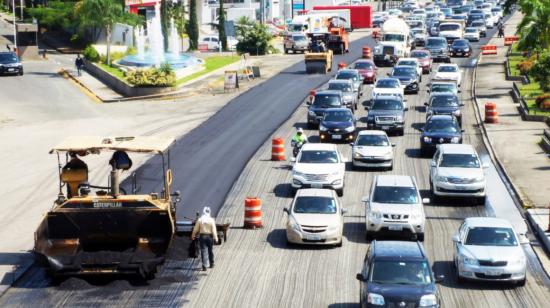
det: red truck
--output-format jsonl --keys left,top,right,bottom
{"left": 312, "top": 5, "right": 372, "bottom": 29}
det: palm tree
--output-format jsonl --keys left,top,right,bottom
{"left": 77, "top": 0, "right": 139, "bottom": 65}
{"left": 516, "top": 0, "right": 550, "bottom": 53}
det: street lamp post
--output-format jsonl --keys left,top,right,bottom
{"left": 12, "top": 0, "right": 17, "bottom": 52}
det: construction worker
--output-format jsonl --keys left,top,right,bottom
{"left": 191, "top": 206, "right": 218, "bottom": 271}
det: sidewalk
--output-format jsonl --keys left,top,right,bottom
{"left": 474, "top": 12, "right": 550, "bottom": 251}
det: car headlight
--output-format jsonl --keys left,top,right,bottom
{"left": 410, "top": 212, "right": 422, "bottom": 220}
{"left": 319, "top": 125, "right": 328, "bottom": 131}
{"left": 436, "top": 175, "right": 448, "bottom": 182}
{"left": 327, "top": 223, "right": 340, "bottom": 231}
{"left": 423, "top": 136, "right": 432, "bottom": 143}
{"left": 463, "top": 255, "right": 478, "bottom": 265}
{"left": 510, "top": 255, "right": 526, "bottom": 266}
{"left": 395, "top": 115, "right": 404, "bottom": 122}
{"left": 367, "top": 293, "right": 385, "bottom": 306}
{"left": 451, "top": 137, "right": 460, "bottom": 143}
{"left": 453, "top": 109, "right": 461, "bottom": 116}
{"left": 419, "top": 294, "right": 438, "bottom": 307}
{"left": 474, "top": 176, "right": 485, "bottom": 182}
{"left": 354, "top": 151, "right": 362, "bottom": 158}
{"left": 369, "top": 211, "right": 382, "bottom": 219}
{"left": 293, "top": 171, "right": 305, "bottom": 178}
{"left": 332, "top": 179, "right": 342, "bottom": 185}
{"left": 345, "top": 126, "right": 355, "bottom": 132}
{"left": 308, "top": 110, "right": 316, "bottom": 116}
{"left": 383, "top": 151, "right": 393, "bottom": 157}
{"left": 288, "top": 216, "right": 301, "bottom": 232}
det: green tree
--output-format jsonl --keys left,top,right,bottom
{"left": 160, "top": 0, "right": 173, "bottom": 50}
{"left": 218, "top": 0, "right": 227, "bottom": 51}
{"left": 236, "top": 17, "right": 272, "bottom": 55}
{"left": 77, "top": 0, "right": 141, "bottom": 65}
{"left": 516, "top": 0, "right": 550, "bottom": 53}
{"left": 530, "top": 50, "right": 550, "bottom": 92}
{"left": 187, "top": 0, "right": 199, "bottom": 50}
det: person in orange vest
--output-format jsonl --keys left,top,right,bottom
{"left": 192, "top": 207, "right": 218, "bottom": 271}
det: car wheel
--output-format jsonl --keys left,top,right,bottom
{"left": 286, "top": 239, "right": 295, "bottom": 247}
{"left": 455, "top": 264, "right": 465, "bottom": 284}
{"left": 366, "top": 232, "right": 375, "bottom": 242}
{"left": 290, "top": 186, "right": 297, "bottom": 197}
{"left": 398, "top": 128, "right": 404, "bottom": 136}
{"left": 517, "top": 277, "right": 526, "bottom": 287}
{"left": 284, "top": 48, "right": 288, "bottom": 54}
{"left": 416, "top": 233, "right": 424, "bottom": 242}
{"left": 19, "top": 70, "right": 24, "bottom": 76}
{"left": 355, "top": 102, "right": 358, "bottom": 110}
{"left": 307, "top": 122, "right": 314, "bottom": 129}
{"left": 336, "top": 188, "right": 344, "bottom": 197}
{"left": 476, "top": 196, "right": 486, "bottom": 205}
{"left": 335, "top": 239, "right": 343, "bottom": 248}
{"left": 387, "top": 164, "right": 393, "bottom": 171}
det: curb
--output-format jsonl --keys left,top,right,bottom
{"left": 526, "top": 210, "right": 550, "bottom": 255}
{"left": 0, "top": 256, "right": 34, "bottom": 298}
{"left": 58, "top": 68, "right": 103, "bottom": 103}
{"left": 471, "top": 25, "right": 550, "bottom": 256}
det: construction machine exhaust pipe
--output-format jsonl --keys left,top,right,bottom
{"left": 111, "top": 169, "right": 120, "bottom": 197}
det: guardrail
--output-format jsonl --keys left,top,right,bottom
{"left": 541, "top": 129, "right": 550, "bottom": 154}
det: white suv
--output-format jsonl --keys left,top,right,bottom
{"left": 292, "top": 143, "right": 346, "bottom": 196}
{"left": 363, "top": 175, "right": 428, "bottom": 241}
{"left": 284, "top": 189, "right": 345, "bottom": 246}
{"left": 429, "top": 144, "right": 487, "bottom": 204}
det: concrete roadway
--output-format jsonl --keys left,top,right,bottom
{"left": 2, "top": 18, "right": 550, "bottom": 308}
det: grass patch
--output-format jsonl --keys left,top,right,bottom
{"left": 176, "top": 55, "right": 240, "bottom": 86}
{"left": 97, "top": 63, "right": 127, "bottom": 81}
{"left": 519, "top": 82, "right": 550, "bottom": 116}
{"left": 511, "top": 42, "right": 521, "bottom": 53}
{"left": 507, "top": 55, "right": 524, "bottom": 76}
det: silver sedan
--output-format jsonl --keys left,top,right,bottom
{"left": 453, "top": 217, "right": 528, "bottom": 286}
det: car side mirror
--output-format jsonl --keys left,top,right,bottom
{"left": 369, "top": 84, "right": 374, "bottom": 88}
{"left": 306, "top": 101, "right": 312, "bottom": 105}
{"left": 283, "top": 207, "right": 289, "bottom": 214}
{"left": 420, "top": 128, "right": 424, "bottom": 132}
{"left": 435, "top": 274, "right": 445, "bottom": 283}
{"left": 341, "top": 208, "right": 348, "bottom": 215}
{"left": 341, "top": 158, "right": 348, "bottom": 163}
{"left": 461, "top": 129, "right": 465, "bottom": 133}
{"left": 518, "top": 233, "right": 530, "bottom": 245}
{"left": 482, "top": 162, "right": 490, "bottom": 169}
{"left": 349, "top": 142, "right": 354, "bottom": 146}
{"left": 290, "top": 157, "right": 296, "bottom": 162}
{"left": 391, "top": 143, "right": 396, "bottom": 147}
{"left": 430, "top": 160, "right": 436, "bottom": 167}
{"left": 356, "top": 273, "right": 365, "bottom": 281}
{"left": 386, "top": 72, "right": 391, "bottom": 76}
{"left": 361, "top": 196, "right": 369, "bottom": 203}
{"left": 427, "top": 89, "right": 430, "bottom": 93}
{"left": 459, "top": 103, "right": 465, "bottom": 106}
{"left": 422, "top": 198, "right": 430, "bottom": 204}
{"left": 424, "top": 102, "right": 429, "bottom": 106}
{"left": 365, "top": 106, "right": 370, "bottom": 110}
{"left": 404, "top": 107, "right": 409, "bottom": 111}
{"left": 452, "top": 233, "right": 461, "bottom": 243}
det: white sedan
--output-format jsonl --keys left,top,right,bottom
{"left": 453, "top": 217, "right": 528, "bottom": 286}
{"left": 433, "top": 64, "right": 462, "bottom": 87}
{"left": 370, "top": 78, "right": 405, "bottom": 100}
{"left": 464, "top": 27, "right": 480, "bottom": 42}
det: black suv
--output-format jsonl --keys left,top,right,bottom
{"left": 425, "top": 37, "right": 450, "bottom": 63}
{"left": 307, "top": 90, "right": 343, "bottom": 128}
{"left": 366, "top": 95, "right": 407, "bottom": 136}
{"left": 356, "top": 241, "right": 442, "bottom": 308}
{"left": 0, "top": 52, "right": 23, "bottom": 76}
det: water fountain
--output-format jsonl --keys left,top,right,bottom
{"left": 118, "top": 2, "right": 203, "bottom": 76}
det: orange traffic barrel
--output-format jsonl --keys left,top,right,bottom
{"left": 271, "top": 138, "right": 286, "bottom": 161}
{"left": 362, "top": 46, "right": 371, "bottom": 58}
{"left": 244, "top": 197, "right": 262, "bottom": 228}
{"left": 338, "top": 62, "right": 346, "bottom": 70}
{"left": 485, "top": 102, "right": 498, "bottom": 123}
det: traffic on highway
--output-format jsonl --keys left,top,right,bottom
{"left": 1, "top": 0, "right": 549, "bottom": 307}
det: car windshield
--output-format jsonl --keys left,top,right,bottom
{"left": 373, "top": 186, "right": 419, "bottom": 204}
{"left": 427, "top": 38, "right": 447, "bottom": 48}
{"left": 0, "top": 53, "right": 18, "bottom": 63}
{"left": 376, "top": 79, "right": 399, "bottom": 88}
{"left": 299, "top": 150, "right": 339, "bottom": 163}
{"left": 410, "top": 51, "right": 429, "bottom": 59}
{"left": 354, "top": 62, "right": 373, "bottom": 69}
{"left": 440, "top": 153, "right": 480, "bottom": 168}
{"left": 384, "top": 34, "right": 406, "bottom": 42}
{"left": 328, "top": 83, "right": 353, "bottom": 92}
{"left": 392, "top": 67, "right": 416, "bottom": 76}
{"left": 465, "top": 28, "right": 477, "bottom": 33}
{"left": 336, "top": 72, "right": 358, "bottom": 81}
{"left": 430, "top": 95, "right": 459, "bottom": 106}
{"left": 370, "top": 260, "right": 432, "bottom": 285}
{"left": 472, "top": 21, "right": 485, "bottom": 27}
{"left": 313, "top": 95, "right": 341, "bottom": 108}
{"left": 411, "top": 29, "right": 424, "bottom": 35}
{"left": 356, "top": 134, "right": 389, "bottom": 146}
{"left": 452, "top": 40, "right": 469, "bottom": 47}
{"left": 293, "top": 35, "right": 307, "bottom": 41}
{"left": 431, "top": 84, "right": 456, "bottom": 93}
{"left": 440, "top": 24, "right": 460, "bottom": 31}
{"left": 293, "top": 196, "right": 337, "bottom": 214}
{"left": 465, "top": 227, "right": 517, "bottom": 246}
{"left": 438, "top": 66, "right": 458, "bottom": 73}
{"left": 324, "top": 110, "right": 352, "bottom": 122}
{"left": 372, "top": 99, "right": 403, "bottom": 111}
{"left": 425, "top": 119, "right": 459, "bottom": 133}
{"left": 399, "top": 61, "right": 417, "bottom": 67}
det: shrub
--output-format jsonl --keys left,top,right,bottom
{"left": 83, "top": 45, "right": 100, "bottom": 62}
{"left": 530, "top": 51, "right": 550, "bottom": 93}
{"left": 126, "top": 68, "right": 176, "bottom": 87}
{"left": 159, "top": 62, "right": 174, "bottom": 74}
{"left": 516, "top": 56, "right": 536, "bottom": 76}
{"left": 535, "top": 93, "right": 550, "bottom": 110}
{"left": 126, "top": 46, "right": 137, "bottom": 55}
{"left": 236, "top": 17, "right": 273, "bottom": 55}
{"left": 110, "top": 51, "right": 126, "bottom": 62}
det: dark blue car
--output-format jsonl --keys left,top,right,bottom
{"left": 420, "top": 115, "right": 464, "bottom": 156}
{"left": 307, "top": 90, "right": 343, "bottom": 128}
{"left": 319, "top": 108, "right": 356, "bottom": 142}
{"left": 388, "top": 66, "right": 420, "bottom": 94}
{"left": 356, "top": 241, "right": 442, "bottom": 308}
{"left": 424, "top": 93, "right": 464, "bottom": 125}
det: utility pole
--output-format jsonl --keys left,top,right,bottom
{"left": 12, "top": 0, "right": 17, "bottom": 52}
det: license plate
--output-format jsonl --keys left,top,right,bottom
{"left": 305, "top": 234, "right": 322, "bottom": 241}
{"left": 381, "top": 126, "right": 390, "bottom": 130}
{"left": 8, "top": 68, "right": 14, "bottom": 72}
{"left": 311, "top": 183, "right": 323, "bottom": 188}
{"left": 486, "top": 270, "right": 501, "bottom": 276}
{"left": 332, "top": 134, "right": 342, "bottom": 139}
{"left": 457, "top": 52, "right": 463, "bottom": 55}
{"left": 388, "top": 225, "right": 403, "bottom": 231}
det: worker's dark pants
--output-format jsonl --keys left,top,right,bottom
{"left": 199, "top": 234, "right": 214, "bottom": 267}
